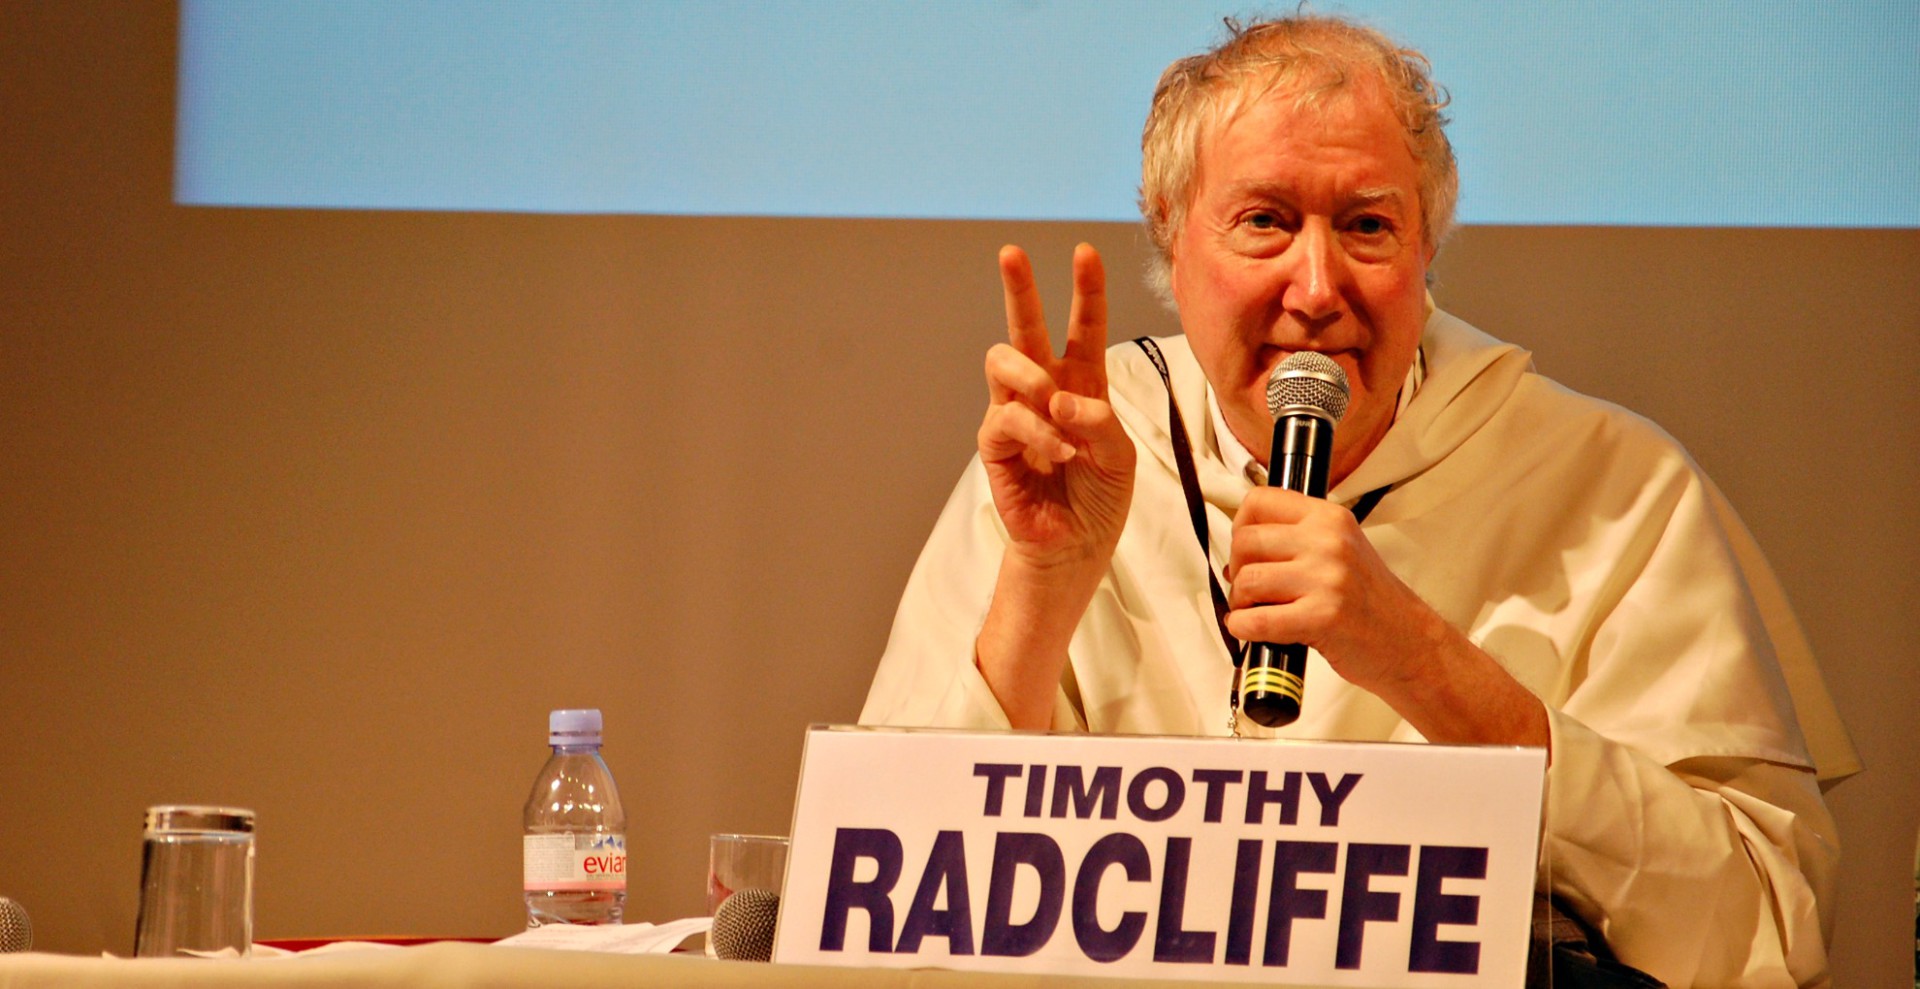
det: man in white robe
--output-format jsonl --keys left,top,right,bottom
{"left": 860, "top": 14, "right": 1857, "bottom": 987}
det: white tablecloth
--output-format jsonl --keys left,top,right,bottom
{"left": 0, "top": 942, "right": 1358, "bottom": 989}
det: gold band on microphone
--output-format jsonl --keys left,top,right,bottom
{"left": 1240, "top": 667, "right": 1304, "bottom": 702}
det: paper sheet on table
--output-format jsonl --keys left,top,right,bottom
{"left": 491, "top": 916, "right": 711, "bottom": 954}
{"left": 253, "top": 942, "right": 404, "bottom": 958}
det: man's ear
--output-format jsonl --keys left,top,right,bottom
{"left": 1161, "top": 207, "right": 1181, "bottom": 278}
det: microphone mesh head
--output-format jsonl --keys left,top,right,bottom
{"left": 0, "top": 897, "right": 30, "bottom": 953}
{"left": 710, "top": 888, "right": 779, "bottom": 962}
{"left": 1266, "top": 351, "right": 1350, "bottom": 423}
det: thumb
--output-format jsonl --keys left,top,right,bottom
{"left": 1050, "top": 391, "right": 1135, "bottom": 468}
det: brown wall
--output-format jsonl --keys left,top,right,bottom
{"left": 3, "top": 3, "right": 1915, "bottom": 983}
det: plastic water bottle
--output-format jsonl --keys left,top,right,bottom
{"left": 522, "top": 709, "right": 628, "bottom": 926}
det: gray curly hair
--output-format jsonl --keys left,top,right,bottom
{"left": 1138, "top": 14, "right": 1456, "bottom": 302}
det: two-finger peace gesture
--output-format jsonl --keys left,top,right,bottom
{"left": 977, "top": 244, "right": 1136, "bottom": 572}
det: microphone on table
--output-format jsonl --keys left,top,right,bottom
{"left": 1237, "top": 351, "right": 1350, "bottom": 729}
{"left": 0, "top": 896, "right": 30, "bottom": 953}
{"left": 710, "top": 888, "right": 780, "bottom": 962}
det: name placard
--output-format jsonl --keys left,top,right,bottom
{"left": 774, "top": 726, "right": 1545, "bottom": 987}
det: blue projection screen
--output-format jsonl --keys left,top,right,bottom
{"left": 176, "top": 1, "right": 1920, "bottom": 228}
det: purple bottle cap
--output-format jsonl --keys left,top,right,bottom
{"left": 548, "top": 709, "right": 604, "bottom": 747}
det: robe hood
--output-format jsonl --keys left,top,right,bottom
{"left": 1107, "top": 309, "right": 1530, "bottom": 516}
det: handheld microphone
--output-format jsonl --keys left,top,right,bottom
{"left": 710, "top": 888, "right": 780, "bottom": 962}
{"left": 1238, "top": 351, "right": 1349, "bottom": 728}
{"left": 0, "top": 896, "right": 30, "bottom": 953}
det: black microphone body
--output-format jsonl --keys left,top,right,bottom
{"left": 1236, "top": 350, "right": 1347, "bottom": 729}
{"left": 1239, "top": 411, "right": 1335, "bottom": 727}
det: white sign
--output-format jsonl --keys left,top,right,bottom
{"left": 774, "top": 726, "right": 1545, "bottom": 987}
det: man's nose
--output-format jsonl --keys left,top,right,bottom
{"left": 1281, "top": 222, "right": 1343, "bottom": 325}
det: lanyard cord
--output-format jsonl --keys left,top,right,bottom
{"left": 1131, "top": 338, "right": 1245, "bottom": 668}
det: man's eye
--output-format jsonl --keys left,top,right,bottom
{"left": 1244, "top": 211, "right": 1279, "bottom": 229}
{"left": 1351, "top": 215, "right": 1390, "bottom": 236}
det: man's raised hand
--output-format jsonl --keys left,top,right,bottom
{"left": 972, "top": 243, "right": 1137, "bottom": 728}
{"left": 977, "top": 244, "right": 1136, "bottom": 573}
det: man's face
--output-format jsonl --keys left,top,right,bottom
{"left": 1169, "top": 76, "right": 1432, "bottom": 482}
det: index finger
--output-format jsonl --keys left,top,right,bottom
{"left": 1061, "top": 243, "right": 1110, "bottom": 382}
{"left": 1234, "top": 487, "right": 1349, "bottom": 527}
{"left": 998, "top": 245, "right": 1055, "bottom": 363}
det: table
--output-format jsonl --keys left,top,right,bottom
{"left": 0, "top": 943, "right": 1360, "bottom": 989}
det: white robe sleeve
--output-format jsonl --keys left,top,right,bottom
{"left": 858, "top": 457, "right": 1085, "bottom": 732}
{"left": 1377, "top": 359, "right": 1846, "bottom": 987}
{"left": 1520, "top": 433, "right": 1840, "bottom": 987}
{"left": 1543, "top": 712, "right": 1837, "bottom": 987}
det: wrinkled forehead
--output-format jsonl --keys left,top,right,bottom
{"left": 1184, "top": 67, "right": 1412, "bottom": 198}
{"left": 1190, "top": 68, "right": 1436, "bottom": 226}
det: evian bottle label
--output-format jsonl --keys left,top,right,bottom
{"left": 523, "top": 833, "right": 627, "bottom": 891}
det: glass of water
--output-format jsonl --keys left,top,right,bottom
{"left": 706, "top": 833, "right": 788, "bottom": 917}
{"left": 133, "top": 805, "right": 255, "bottom": 958}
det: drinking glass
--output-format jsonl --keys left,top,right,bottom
{"left": 707, "top": 833, "right": 788, "bottom": 915}
{"left": 134, "top": 805, "right": 255, "bottom": 958}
